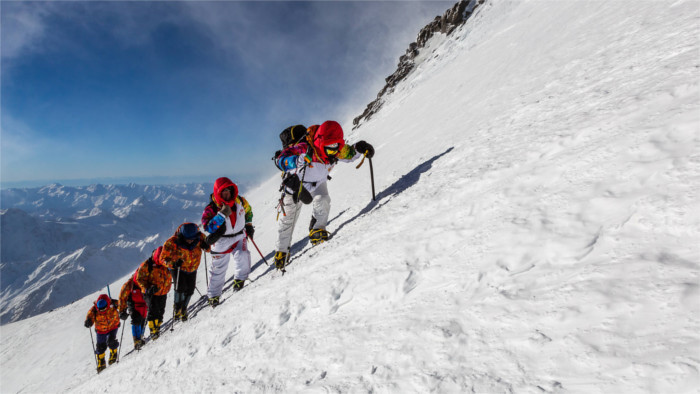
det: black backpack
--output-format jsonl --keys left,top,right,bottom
{"left": 280, "top": 125, "right": 307, "bottom": 148}
{"left": 273, "top": 124, "right": 308, "bottom": 163}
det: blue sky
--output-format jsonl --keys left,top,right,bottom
{"left": 1, "top": 1, "right": 451, "bottom": 189}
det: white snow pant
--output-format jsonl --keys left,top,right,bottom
{"left": 207, "top": 239, "right": 251, "bottom": 298}
{"left": 275, "top": 182, "right": 331, "bottom": 253}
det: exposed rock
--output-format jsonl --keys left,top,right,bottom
{"left": 353, "top": 0, "right": 482, "bottom": 129}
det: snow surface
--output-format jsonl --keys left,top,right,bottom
{"left": 2, "top": 0, "right": 699, "bottom": 392}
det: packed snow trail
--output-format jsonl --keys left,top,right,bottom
{"left": 2, "top": 0, "right": 699, "bottom": 392}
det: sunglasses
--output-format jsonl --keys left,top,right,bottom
{"left": 324, "top": 143, "right": 340, "bottom": 156}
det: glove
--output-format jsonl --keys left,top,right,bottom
{"left": 282, "top": 173, "right": 301, "bottom": 190}
{"left": 282, "top": 174, "right": 312, "bottom": 204}
{"left": 354, "top": 140, "right": 375, "bottom": 159}
{"left": 219, "top": 204, "right": 232, "bottom": 217}
{"left": 119, "top": 311, "right": 129, "bottom": 320}
{"left": 84, "top": 319, "right": 92, "bottom": 328}
{"left": 146, "top": 286, "right": 158, "bottom": 297}
{"left": 245, "top": 223, "right": 255, "bottom": 239}
{"left": 174, "top": 259, "right": 184, "bottom": 269}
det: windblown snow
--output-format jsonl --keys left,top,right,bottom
{"left": 1, "top": 0, "right": 698, "bottom": 392}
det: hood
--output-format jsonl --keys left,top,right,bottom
{"left": 174, "top": 222, "right": 200, "bottom": 238}
{"left": 307, "top": 124, "right": 320, "bottom": 136}
{"left": 213, "top": 177, "right": 238, "bottom": 207}
{"left": 94, "top": 294, "right": 112, "bottom": 309}
{"left": 313, "top": 121, "right": 345, "bottom": 163}
{"left": 152, "top": 246, "right": 164, "bottom": 266}
{"left": 175, "top": 222, "right": 200, "bottom": 250}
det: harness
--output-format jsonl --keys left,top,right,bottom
{"left": 220, "top": 228, "right": 245, "bottom": 238}
{"left": 210, "top": 229, "right": 245, "bottom": 255}
{"left": 302, "top": 175, "right": 332, "bottom": 189}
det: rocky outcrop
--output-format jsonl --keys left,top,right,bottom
{"left": 353, "top": 0, "right": 484, "bottom": 129}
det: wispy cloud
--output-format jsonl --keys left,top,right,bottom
{"left": 1, "top": 2, "right": 51, "bottom": 60}
{"left": 181, "top": 1, "right": 451, "bottom": 123}
{"left": 1, "top": 1, "right": 452, "bottom": 186}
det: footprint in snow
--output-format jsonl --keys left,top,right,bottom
{"left": 279, "top": 300, "right": 292, "bottom": 326}
{"left": 329, "top": 276, "right": 351, "bottom": 314}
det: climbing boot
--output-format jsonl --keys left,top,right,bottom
{"left": 133, "top": 336, "right": 144, "bottom": 350}
{"left": 273, "top": 251, "right": 288, "bottom": 270}
{"left": 148, "top": 320, "right": 160, "bottom": 340}
{"left": 208, "top": 296, "right": 220, "bottom": 308}
{"left": 309, "top": 228, "right": 330, "bottom": 245}
{"left": 172, "top": 303, "right": 180, "bottom": 321}
{"left": 233, "top": 279, "right": 245, "bottom": 292}
{"left": 96, "top": 353, "right": 106, "bottom": 373}
{"left": 108, "top": 348, "right": 118, "bottom": 365}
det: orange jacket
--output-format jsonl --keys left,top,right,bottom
{"left": 118, "top": 280, "right": 132, "bottom": 314}
{"left": 134, "top": 247, "right": 172, "bottom": 296}
{"left": 86, "top": 294, "right": 120, "bottom": 334}
{"left": 160, "top": 224, "right": 210, "bottom": 273}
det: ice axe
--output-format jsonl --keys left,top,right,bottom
{"left": 282, "top": 162, "right": 309, "bottom": 274}
{"left": 356, "top": 152, "right": 376, "bottom": 201}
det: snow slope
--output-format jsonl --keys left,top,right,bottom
{"left": 2, "top": 0, "right": 699, "bottom": 392}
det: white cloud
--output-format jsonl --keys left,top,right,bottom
{"left": 1, "top": 3, "right": 50, "bottom": 60}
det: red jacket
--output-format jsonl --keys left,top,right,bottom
{"left": 118, "top": 276, "right": 146, "bottom": 314}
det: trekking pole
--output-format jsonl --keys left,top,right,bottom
{"left": 171, "top": 267, "right": 180, "bottom": 332}
{"left": 117, "top": 321, "right": 126, "bottom": 363}
{"left": 282, "top": 163, "right": 308, "bottom": 273}
{"left": 139, "top": 321, "right": 146, "bottom": 351}
{"left": 248, "top": 236, "right": 269, "bottom": 266}
{"left": 106, "top": 285, "right": 112, "bottom": 299}
{"left": 204, "top": 253, "right": 209, "bottom": 291}
{"left": 88, "top": 328, "right": 98, "bottom": 369}
{"left": 369, "top": 157, "right": 376, "bottom": 201}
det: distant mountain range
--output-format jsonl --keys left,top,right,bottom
{"left": 0, "top": 182, "right": 217, "bottom": 324}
